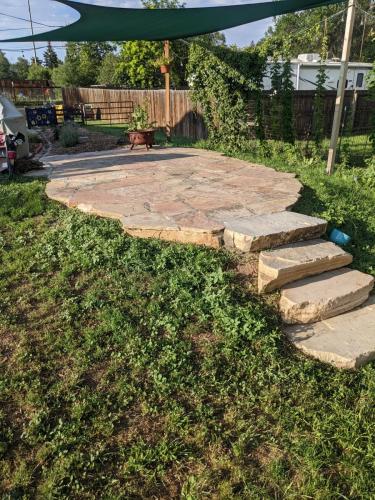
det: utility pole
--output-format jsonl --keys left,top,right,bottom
{"left": 164, "top": 40, "right": 171, "bottom": 140}
{"left": 326, "top": 0, "right": 356, "bottom": 175}
{"left": 27, "top": 0, "right": 38, "bottom": 63}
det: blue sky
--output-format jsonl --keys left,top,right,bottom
{"left": 0, "top": 0, "right": 273, "bottom": 62}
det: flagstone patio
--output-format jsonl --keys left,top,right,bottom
{"left": 39, "top": 146, "right": 303, "bottom": 247}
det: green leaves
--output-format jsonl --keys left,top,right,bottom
{"left": 187, "top": 43, "right": 265, "bottom": 147}
{"left": 1, "top": 177, "right": 375, "bottom": 497}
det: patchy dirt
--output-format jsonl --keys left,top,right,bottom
{"left": 235, "top": 252, "right": 259, "bottom": 291}
{"left": 49, "top": 126, "right": 125, "bottom": 156}
{"left": 15, "top": 158, "right": 44, "bottom": 174}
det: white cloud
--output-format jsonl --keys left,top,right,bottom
{"left": 0, "top": 0, "right": 273, "bottom": 62}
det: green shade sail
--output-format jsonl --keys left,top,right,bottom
{"left": 2, "top": 0, "right": 344, "bottom": 42}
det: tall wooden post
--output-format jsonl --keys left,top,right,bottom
{"left": 27, "top": 0, "right": 38, "bottom": 63}
{"left": 326, "top": 0, "right": 356, "bottom": 175}
{"left": 164, "top": 40, "right": 171, "bottom": 139}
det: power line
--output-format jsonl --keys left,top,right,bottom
{"left": 0, "top": 11, "right": 62, "bottom": 28}
{"left": 0, "top": 45, "right": 66, "bottom": 52}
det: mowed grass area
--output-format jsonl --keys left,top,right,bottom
{"left": 1, "top": 172, "right": 375, "bottom": 498}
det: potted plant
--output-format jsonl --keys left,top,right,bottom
{"left": 125, "top": 104, "right": 156, "bottom": 151}
{"left": 154, "top": 55, "right": 172, "bottom": 74}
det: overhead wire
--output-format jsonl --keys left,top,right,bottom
{"left": 0, "top": 11, "right": 62, "bottom": 28}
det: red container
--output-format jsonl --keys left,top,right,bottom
{"left": 7, "top": 151, "right": 17, "bottom": 160}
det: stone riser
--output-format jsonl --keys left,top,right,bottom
{"left": 280, "top": 269, "right": 374, "bottom": 325}
{"left": 286, "top": 297, "right": 375, "bottom": 369}
{"left": 258, "top": 240, "right": 353, "bottom": 293}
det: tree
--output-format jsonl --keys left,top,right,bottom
{"left": 0, "top": 51, "right": 11, "bottom": 79}
{"left": 60, "top": 42, "right": 114, "bottom": 86}
{"left": 27, "top": 64, "right": 51, "bottom": 81}
{"left": 116, "top": 0, "right": 185, "bottom": 89}
{"left": 51, "top": 63, "right": 74, "bottom": 87}
{"left": 10, "top": 57, "right": 30, "bottom": 80}
{"left": 258, "top": 1, "right": 375, "bottom": 62}
{"left": 44, "top": 42, "right": 60, "bottom": 69}
{"left": 116, "top": 41, "right": 163, "bottom": 88}
{"left": 97, "top": 53, "right": 121, "bottom": 86}
{"left": 117, "top": 0, "right": 226, "bottom": 89}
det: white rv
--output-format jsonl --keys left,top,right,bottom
{"left": 263, "top": 53, "right": 373, "bottom": 91}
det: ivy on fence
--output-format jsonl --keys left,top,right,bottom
{"left": 187, "top": 43, "right": 266, "bottom": 148}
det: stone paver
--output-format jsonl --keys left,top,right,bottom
{"left": 258, "top": 239, "right": 353, "bottom": 293}
{"left": 286, "top": 296, "right": 375, "bottom": 369}
{"left": 280, "top": 268, "right": 374, "bottom": 324}
{"left": 224, "top": 211, "right": 327, "bottom": 252}
{"left": 38, "top": 147, "right": 303, "bottom": 247}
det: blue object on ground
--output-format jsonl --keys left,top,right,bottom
{"left": 329, "top": 229, "right": 351, "bottom": 246}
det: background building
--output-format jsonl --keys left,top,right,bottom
{"left": 263, "top": 54, "right": 373, "bottom": 91}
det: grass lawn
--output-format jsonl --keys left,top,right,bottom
{"left": 1, "top": 138, "right": 374, "bottom": 497}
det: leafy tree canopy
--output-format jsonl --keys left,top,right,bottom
{"left": 258, "top": 1, "right": 375, "bottom": 61}
{"left": 97, "top": 53, "right": 121, "bottom": 87}
{"left": 0, "top": 51, "right": 11, "bottom": 79}
{"left": 27, "top": 63, "right": 51, "bottom": 81}
{"left": 116, "top": 40, "right": 163, "bottom": 89}
{"left": 58, "top": 41, "right": 114, "bottom": 87}
{"left": 10, "top": 57, "right": 30, "bottom": 80}
{"left": 117, "top": 0, "right": 226, "bottom": 89}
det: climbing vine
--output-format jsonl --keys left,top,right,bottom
{"left": 312, "top": 22, "right": 329, "bottom": 146}
{"left": 280, "top": 59, "right": 295, "bottom": 144}
{"left": 187, "top": 43, "right": 265, "bottom": 148}
{"left": 268, "top": 55, "right": 295, "bottom": 143}
{"left": 368, "top": 64, "right": 375, "bottom": 152}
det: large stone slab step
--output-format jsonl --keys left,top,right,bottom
{"left": 286, "top": 296, "right": 375, "bottom": 369}
{"left": 258, "top": 239, "right": 353, "bottom": 293}
{"left": 224, "top": 211, "right": 327, "bottom": 252}
{"left": 280, "top": 268, "right": 374, "bottom": 325}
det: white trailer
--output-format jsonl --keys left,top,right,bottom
{"left": 263, "top": 53, "right": 373, "bottom": 91}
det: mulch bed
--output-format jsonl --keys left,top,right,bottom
{"left": 49, "top": 127, "right": 125, "bottom": 156}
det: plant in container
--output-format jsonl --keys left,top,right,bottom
{"left": 124, "top": 104, "right": 156, "bottom": 151}
{"left": 154, "top": 55, "right": 173, "bottom": 74}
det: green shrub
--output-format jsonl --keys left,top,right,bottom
{"left": 27, "top": 131, "right": 41, "bottom": 144}
{"left": 59, "top": 124, "right": 79, "bottom": 147}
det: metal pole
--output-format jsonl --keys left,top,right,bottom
{"left": 27, "top": 0, "right": 38, "bottom": 63}
{"left": 326, "top": 0, "right": 356, "bottom": 175}
{"left": 164, "top": 40, "right": 171, "bottom": 140}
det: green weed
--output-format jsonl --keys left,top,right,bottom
{"left": 0, "top": 172, "right": 374, "bottom": 498}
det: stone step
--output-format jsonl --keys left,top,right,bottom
{"left": 280, "top": 268, "right": 374, "bottom": 325}
{"left": 258, "top": 239, "right": 353, "bottom": 293}
{"left": 224, "top": 211, "right": 327, "bottom": 252}
{"left": 286, "top": 296, "right": 375, "bottom": 369}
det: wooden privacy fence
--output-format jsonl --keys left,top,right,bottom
{"left": 62, "top": 87, "right": 374, "bottom": 140}
{"left": 62, "top": 87, "right": 207, "bottom": 139}
{"left": 259, "top": 90, "right": 374, "bottom": 139}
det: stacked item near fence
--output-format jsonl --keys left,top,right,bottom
{"left": 25, "top": 105, "right": 58, "bottom": 128}
{"left": 25, "top": 104, "right": 84, "bottom": 129}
